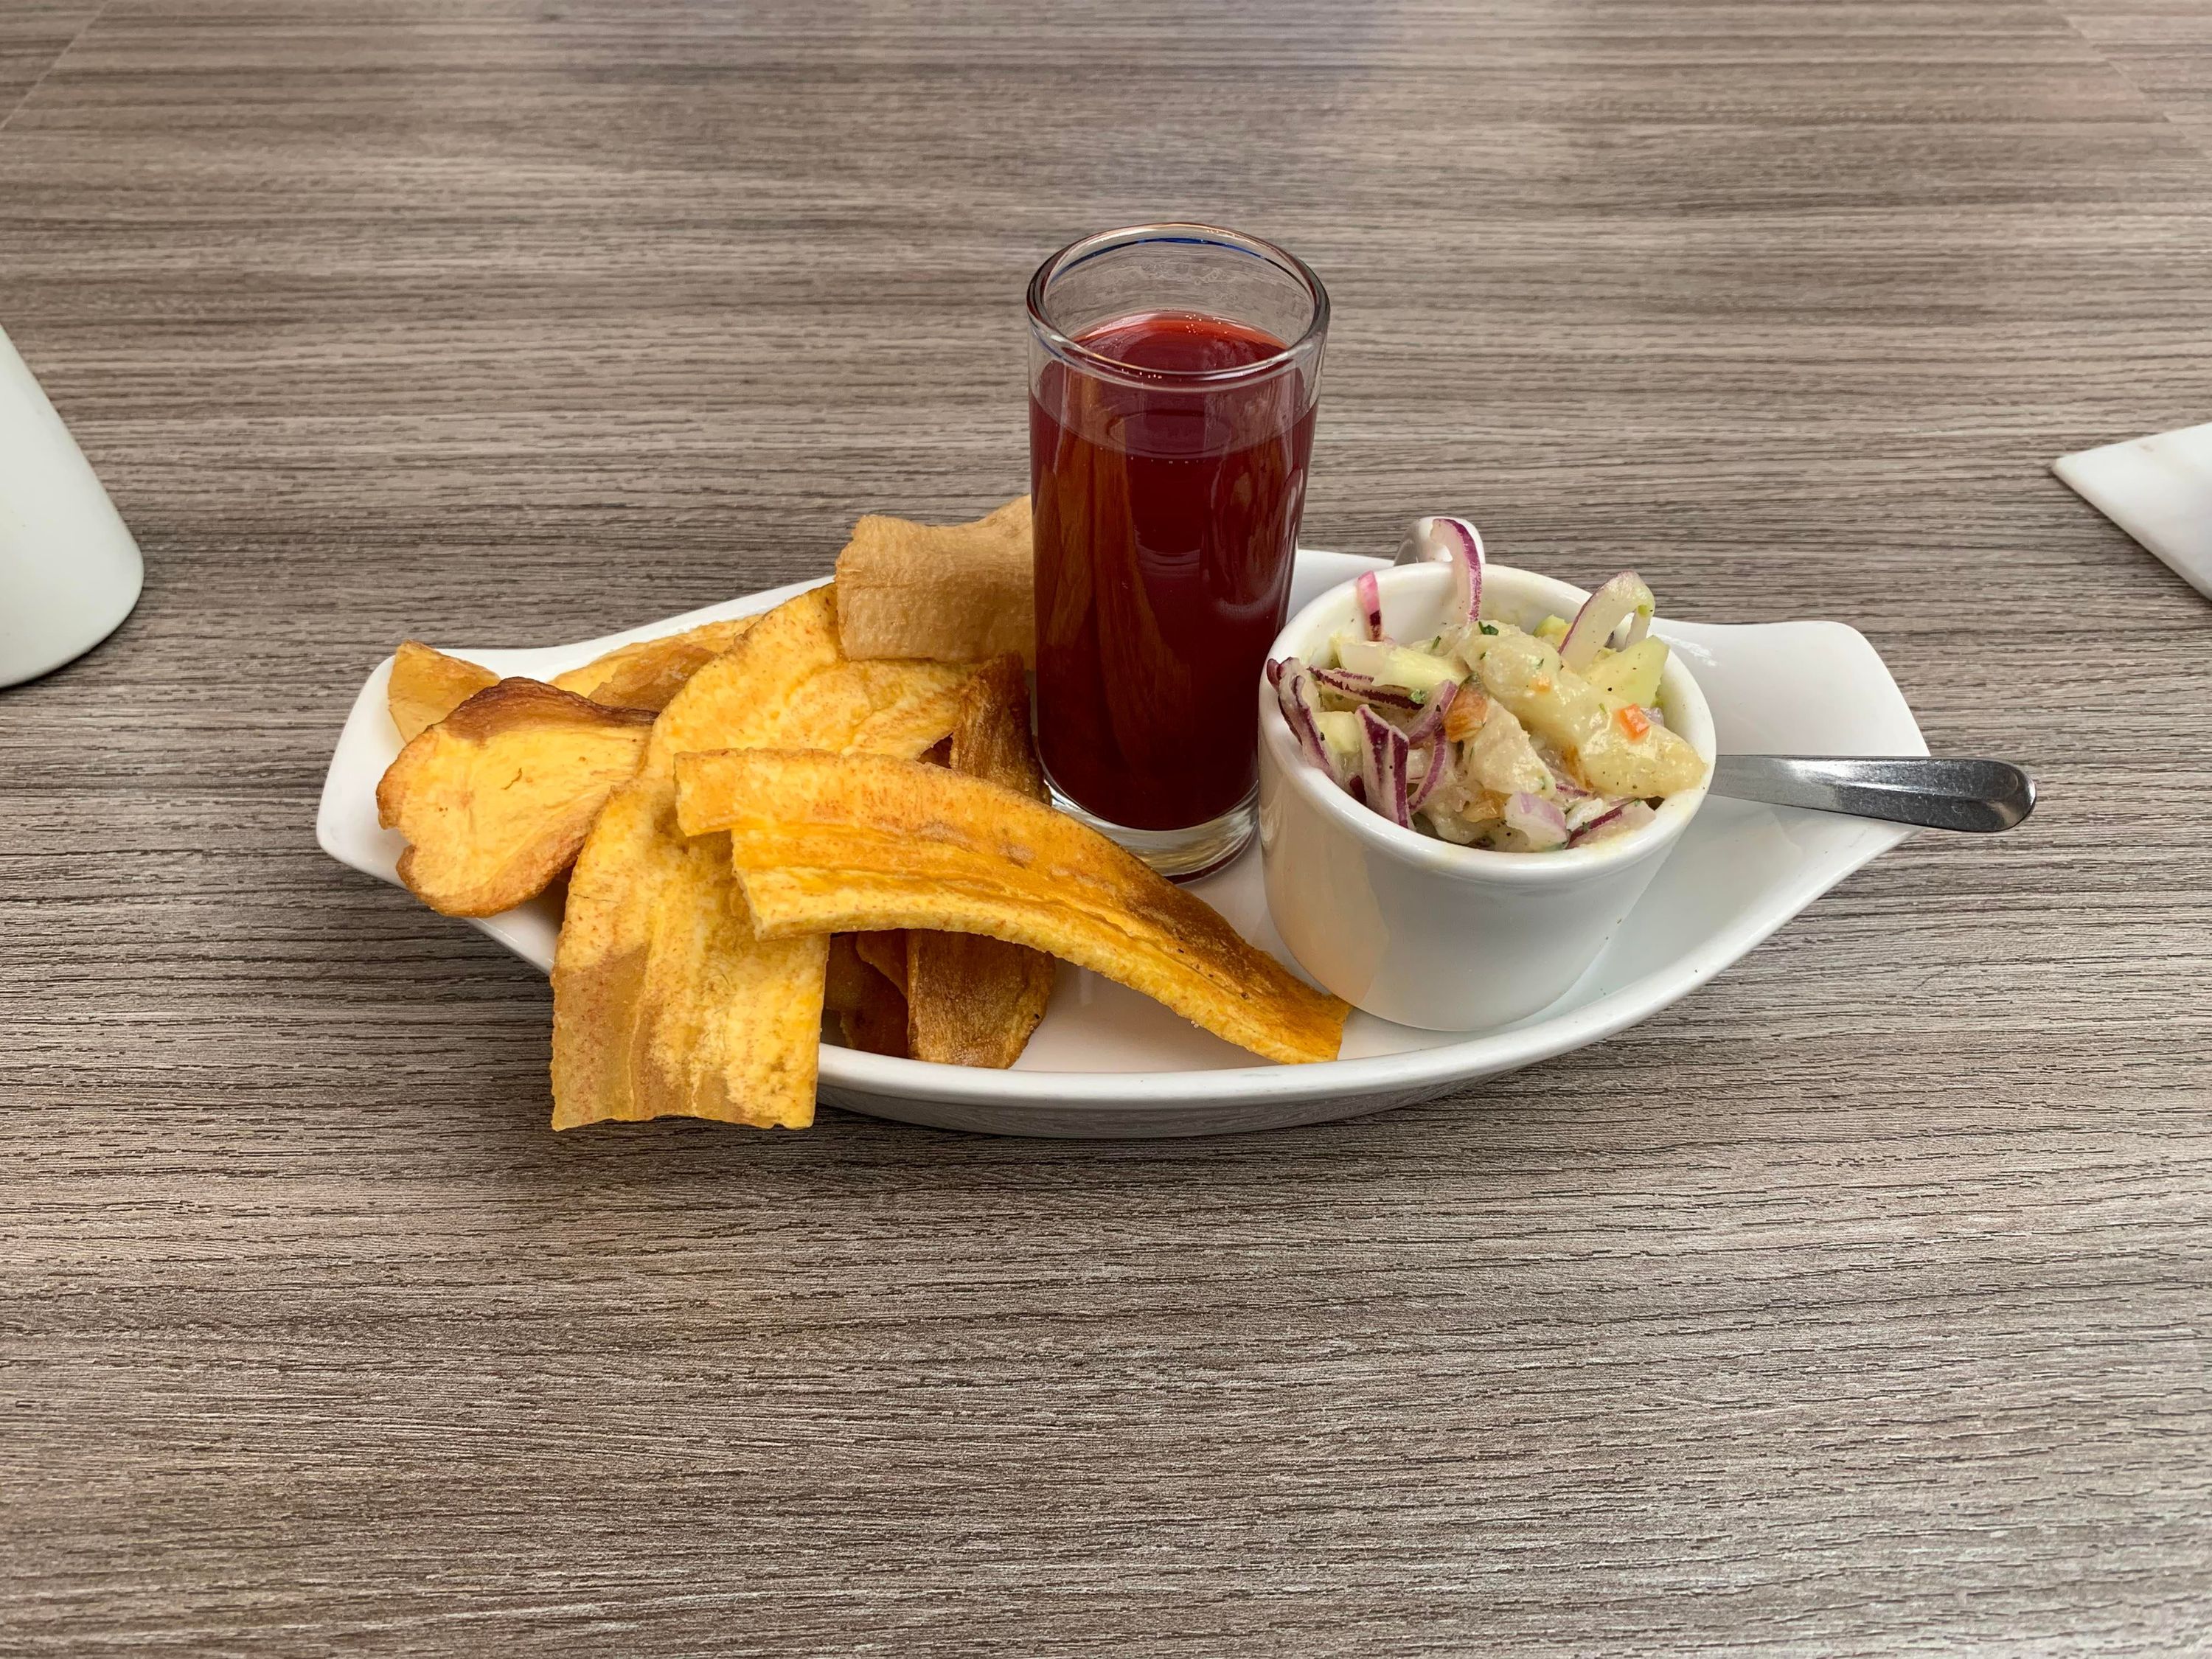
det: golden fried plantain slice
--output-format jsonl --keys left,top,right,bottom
{"left": 825, "top": 935, "right": 911, "bottom": 1058}
{"left": 824, "top": 934, "right": 881, "bottom": 1017}
{"left": 827, "top": 662, "right": 1054, "bottom": 1068}
{"left": 841, "top": 974, "right": 910, "bottom": 1057}
{"left": 674, "top": 750, "right": 1349, "bottom": 1065}
{"left": 377, "top": 680, "right": 657, "bottom": 917}
{"left": 849, "top": 931, "right": 979, "bottom": 1060}
{"left": 851, "top": 931, "right": 908, "bottom": 993}
{"left": 946, "top": 653, "right": 1045, "bottom": 799}
{"left": 552, "top": 585, "right": 972, "bottom": 1131}
{"left": 834, "top": 496, "right": 1034, "bottom": 667}
{"left": 390, "top": 618, "right": 754, "bottom": 748}
{"left": 389, "top": 641, "right": 500, "bottom": 742}
{"left": 907, "top": 930, "right": 1056, "bottom": 1068}
{"left": 383, "top": 623, "right": 762, "bottom": 911}
{"left": 904, "top": 655, "right": 1055, "bottom": 1068}
{"left": 551, "top": 616, "right": 757, "bottom": 712}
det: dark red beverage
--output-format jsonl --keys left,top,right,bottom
{"left": 1030, "top": 310, "right": 1318, "bottom": 832}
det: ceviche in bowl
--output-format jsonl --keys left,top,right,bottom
{"left": 1254, "top": 518, "right": 1716, "bottom": 1032}
{"left": 1267, "top": 517, "right": 1708, "bottom": 854}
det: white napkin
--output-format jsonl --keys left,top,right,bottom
{"left": 0, "top": 324, "right": 145, "bottom": 687}
{"left": 2053, "top": 422, "right": 2212, "bottom": 602}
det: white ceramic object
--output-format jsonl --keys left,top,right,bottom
{"left": 316, "top": 549, "right": 1925, "bottom": 1138}
{"left": 1258, "top": 563, "right": 1715, "bottom": 1031}
{"left": 0, "top": 325, "right": 145, "bottom": 688}
{"left": 2053, "top": 421, "right": 2212, "bottom": 602}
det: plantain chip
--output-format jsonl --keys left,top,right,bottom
{"left": 906, "top": 929, "right": 1055, "bottom": 1068}
{"left": 834, "top": 496, "right": 1034, "bottom": 667}
{"left": 900, "top": 655, "right": 1056, "bottom": 1068}
{"left": 389, "top": 617, "right": 759, "bottom": 749}
{"left": 825, "top": 934, "right": 910, "bottom": 1057}
{"left": 841, "top": 973, "right": 910, "bottom": 1058}
{"left": 552, "top": 585, "right": 972, "bottom": 1132}
{"left": 377, "top": 680, "right": 655, "bottom": 917}
{"left": 823, "top": 933, "right": 880, "bottom": 1017}
{"left": 389, "top": 641, "right": 499, "bottom": 743}
{"left": 851, "top": 931, "right": 908, "bottom": 992}
{"left": 551, "top": 616, "right": 757, "bottom": 712}
{"left": 945, "top": 653, "right": 1045, "bottom": 800}
{"left": 828, "top": 660, "right": 1054, "bottom": 1067}
{"left": 674, "top": 749, "right": 1349, "bottom": 1065}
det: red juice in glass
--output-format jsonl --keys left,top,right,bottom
{"left": 1026, "top": 228, "right": 1328, "bottom": 879}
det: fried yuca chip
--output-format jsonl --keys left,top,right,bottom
{"left": 377, "top": 680, "right": 655, "bottom": 917}
{"left": 834, "top": 496, "right": 1034, "bottom": 667}
{"left": 902, "top": 655, "right": 1056, "bottom": 1068}
{"left": 389, "top": 641, "right": 499, "bottom": 743}
{"left": 551, "top": 616, "right": 757, "bottom": 712}
{"left": 673, "top": 750, "right": 1349, "bottom": 1065}
{"left": 552, "top": 586, "right": 971, "bottom": 1131}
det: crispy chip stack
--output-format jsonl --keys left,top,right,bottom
{"left": 371, "top": 499, "right": 1346, "bottom": 1134}
{"left": 840, "top": 655, "right": 1059, "bottom": 1068}
{"left": 552, "top": 586, "right": 971, "bottom": 1130}
{"left": 675, "top": 749, "right": 1346, "bottom": 1067}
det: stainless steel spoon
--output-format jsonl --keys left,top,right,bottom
{"left": 1706, "top": 756, "right": 2035, "bottom": 833}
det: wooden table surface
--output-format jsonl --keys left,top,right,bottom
{"left": 4, "top": 1, "right": 2210, "bottom": 1652}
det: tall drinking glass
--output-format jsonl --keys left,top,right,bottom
{"left": 1026, "top": 223, "right": 1329, "bottom": 880}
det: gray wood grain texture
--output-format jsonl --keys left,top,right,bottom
{"left": 2064, "top": 1, "right": 2212, "bottom": 153}
{"left": 2, "top": 1, "right": 2209, "bottom": 1652}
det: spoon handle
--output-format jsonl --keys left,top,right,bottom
{"left": 1708, "top": 755, "right": 2036, "bottom": 833}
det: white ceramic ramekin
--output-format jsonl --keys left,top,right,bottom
{"left": 1257, "top": 561, "right": 1716, "bottom": 1032}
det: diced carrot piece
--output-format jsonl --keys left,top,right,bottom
{"left": 1615, "top": 703, "right": 1652, "bottom": 740}
{"left": 1444, "top": 689, "right": 1489, "bottom": 741}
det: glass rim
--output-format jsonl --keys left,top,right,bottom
{"left": 1026, "top": 222, "right": 1330, "bottom": 389}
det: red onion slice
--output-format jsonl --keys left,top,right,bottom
{"left": 1355, "top": 570, "right": 1385, "bottom": 641}
{"left": 1273, "top": 659, "right": 1337, "bottom": 780}
{"left": 1504, "top": 790, "right": 1571, "bottom": 850}
{"left": 1563, "top": 793, "right": 1621, "bottom": 832}
{"left": 1265, "top": 657, "right": 1284, "bottom": 689}
{"left": 1400, "top": 678, "right": 1458, "bottom": 744}
{"left": 1566, "top": 798, "right": 1657, "bottom": 846}
{"left": 1406, "top": 728, "right": 1450, "bottom": 813}
{"left": 1558, "top": 571, "right": 1655, "bottom": 672}
{"left": 1311, "top": 667, "right": 1425, "bottom": 712}
{"left": 1357, "top": 705, "right": 1412, "bottom": 828}
{"left": 1402, "top": 683, "right": 1460, "bottom": 815}
{"left": 1440, "top": 517, "right": 1485, "bottom": 627}
{"left": 1398, "top": 515, "right": 1488, "bottom": 630}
